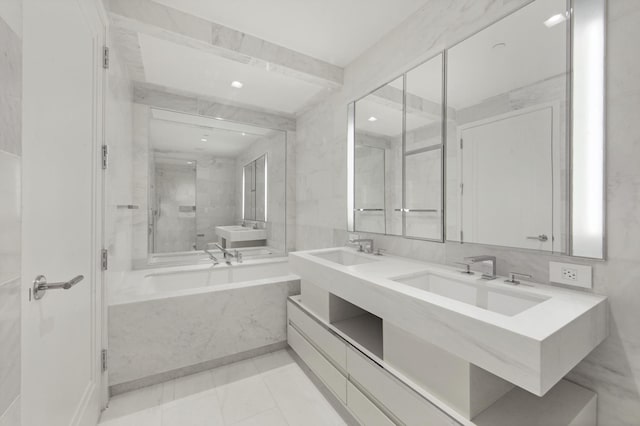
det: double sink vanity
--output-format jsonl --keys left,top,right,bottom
{"left": 287, "top": 247, "right": 608, "bottom": 425}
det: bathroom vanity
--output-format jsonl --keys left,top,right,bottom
{"left": 215, "top": 225, "right": 267, "bottom": 248}
{"left": 287, "top": 247, "right": 607, "bottom": 425}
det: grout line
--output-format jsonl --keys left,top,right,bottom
{"left": 258, "top": 364, "right": 292, "bottom": 426}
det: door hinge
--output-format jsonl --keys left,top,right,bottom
{"left": 460, "top": 230, "right": 464, "bottom": 242}
{"left": 102, "top": 145, "right": 108, "bottom": 170}
{"left": 102, "top": 46, "right": 110, "bottom": 69}
{"left": 101, "top": 349, "right": 108, "bottom": 372}
{"left": 101, "top": 249, "right": 108, "bottom": 271}
{"left": 460, "top": 138, "right": 464, "bottom": 150}
{"left": 460, "top": 183, "right": 464, "bottom": 195}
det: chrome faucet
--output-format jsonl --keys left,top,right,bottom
{"left": 203, "top": 249, "right": 219, "bottom": 266}
{"left": 214, "top": 243, "right": 235, "bottom": 265}
{"left": 348, "top": 235, "right": 374, "bottom": 254}
{"left": 464, "top": 255, "right": 497, "bottom": 280}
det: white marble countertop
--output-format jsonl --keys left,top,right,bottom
{"left": 289, "top": 247, "right": 609, "bottom": 396}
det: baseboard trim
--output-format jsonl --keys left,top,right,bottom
{"left": 109, "top": 341, "right": 287, "bottom": 396}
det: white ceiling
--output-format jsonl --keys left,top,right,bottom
{"left": 151, "top": 0, "right": 429, "bottom": 67}
{"left": 447, "top": 0, "right": 568, "bottom": 109}
{"left": 149, "top": 109, "right": 269, "bottom": 157}
{"left": 140, "top": 34, "right": 326, "bottom": 115}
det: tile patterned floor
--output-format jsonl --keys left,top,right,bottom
{"left": 99, "top": 349, "right": 348, "bottom": 426}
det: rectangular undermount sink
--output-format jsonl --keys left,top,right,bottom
{"left": 393, "top": 273, "right": 549, "bottom": 316}
{"left": 310, "top": 249, "right": 379, "bottom": 266}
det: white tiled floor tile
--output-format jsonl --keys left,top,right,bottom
{"left": 99, "top": 406, "right": 162, "bottom": 426}
{"left": 100, "top": 350, "right": 345, "bottom": 426}
{"left": 263, "top": 364, "right": 347, "bottom": 426}
{"left": 100, "top": 384, "right": 165, "bottom": 422}
{"left": 252, "top": 349, "right": 296, "bottom": 374}
{"left": 215, "top": 375, "right": 277, "bottom": 425}
{"left": 161, "top": 390, "right": 224, "bottom": 426}
{"left": 229, "top": 407, "right": 289, "bottom": 426}
{"left": 211, "top": 358, "right": 260, "bottom": 387}
{"left": 172, "top": 370, "right": 215, "bottom": 400}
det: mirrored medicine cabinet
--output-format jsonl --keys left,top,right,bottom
{"left": 347, "top": 0, "right": 605, "bottom": 259}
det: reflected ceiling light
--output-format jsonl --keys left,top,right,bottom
{"left": 368, "top": 116, "right": 378, "bottom": 122}
{"left": 187, "top": 161, "right": 194, "bottom": 165}
{"left": 544, "top": 13, "right": 568, "bottom": 28}
{"left": 201, "top": 138, "right": 207, "bottom": 142}
{"left": 242, "top": 132, "right": 246, "bottom": 136}
{"left": 231, "top": 81, "right": 244, "bottom": 89}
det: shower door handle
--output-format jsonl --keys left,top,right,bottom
{"left": 526, "top": 234, "right": 549, "bottom": 242}
{"left": 32, "top": 274, "right": 84, "bottom": 301}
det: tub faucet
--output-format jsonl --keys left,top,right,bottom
{"left": 348, "top": 235, "right": 374, "bottom": 253}
{"left": 204, "top": 249, "right": 219, "bottom": 266}
{"left": 464, "top": 255, "right": 497, "bottom": 280}
{"left": 214, "top": 243, "right": 234, "bottom": 265}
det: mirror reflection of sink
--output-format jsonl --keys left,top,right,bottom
{"left": 311, "top": 250, "right": 379, "bottom": 266}
{"left": 393, "top": 273, "right": 549, "bottom": 316}
{"left": 215, "top": 225, "right": 267, "bottom": 242}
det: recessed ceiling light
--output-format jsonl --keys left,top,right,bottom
{"left": 241, "top": 132, "right": 246, "bottom": 136}
{"left": 544, "top": 13, "right": 568, "bottom": 28}
{"left": 231, "top": 81, "right": 244, "bottom": 89}
{"left": 187, "top": 161, "right": 193, "bottom": 165}
{"left": 201, "top": 138, "right": 207, "bottom": 142}
{"left": 215, "top": 117, "right": 223, "bottom": 120}
{"left": 368, "top": 116, "right": 378, "bottom": 122}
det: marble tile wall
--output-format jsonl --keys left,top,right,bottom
{"left": 295, "top": 0, "right": 640, "bottom": 423}
{"left": 104, "top": 29, "right": 134, "bottom": 286}
{"left": 0, "top": 1, "right": 21, "bottom": 423}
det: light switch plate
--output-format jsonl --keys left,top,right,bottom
{"left": 549, "top": 261, "right": 592, "bottom": 289}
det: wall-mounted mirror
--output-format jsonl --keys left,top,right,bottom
{"left": 143, "top": 108, "right": 286, "bottom": 260}
{"left": 348, "top": 0, "right": 604, "bottom": 258}
{"left": 349, "top": 53, "right": 445, "bottom": 241}
{"left": 445, "top": 0, "right": 605, "bottom": 259}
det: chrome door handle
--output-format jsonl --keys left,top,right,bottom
{"left": 32, "top": 274, "right": 84, "bottom": 301}
{"left": 526, "top": 234, "right": 548, "bottom": 242}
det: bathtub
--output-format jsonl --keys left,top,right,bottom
{"left": 108, "top": 257, "right": 300, "bottom": 393}
{"left": 145, "top": 246, "right": 280, "bottom": 268}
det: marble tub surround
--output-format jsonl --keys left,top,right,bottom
{"left": 108, "top": 260, "right": 300, "bottom": 391}
{"left": 109, "top": 257, "right": 294, "bottom": 304}
{"left": 290, "top": 247, "right": 608, "bottom": 397}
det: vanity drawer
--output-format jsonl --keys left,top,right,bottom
{"left": 347, "top": 382, "right": 396, "bottom": 426}
{"left": 346, "top": 347, "right": 459, "bottom": 426}
{"left": 288, "top": 324, "right": 347, "bottom": 402}
{"left": 287, "top": 299, "right": 347, "bottom": 370}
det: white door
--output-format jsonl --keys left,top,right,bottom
{"left": 22, "top": 0, "right": 105, "bottom": 425}
{"left": 460, "top": 107, "right": 554, "bottom": 251}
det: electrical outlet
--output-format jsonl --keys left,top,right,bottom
{"left": 561, "top": 267, "right": 578, "bottom": 281}
{"left": 550, "top": 262, "right": 592, "bottom": 289}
